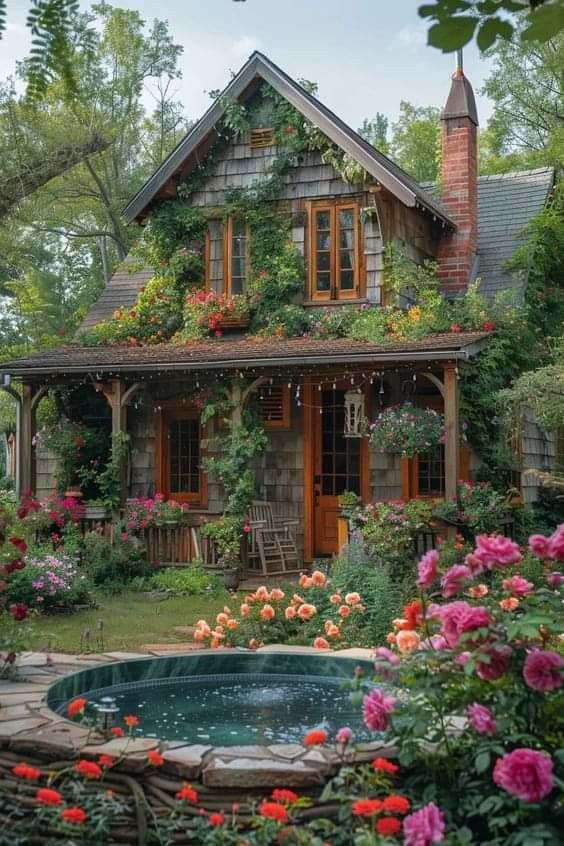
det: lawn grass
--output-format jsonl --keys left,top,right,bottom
{"left": 28, "top": 591, "right": 230, "bottom": 654}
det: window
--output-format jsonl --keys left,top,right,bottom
{"left": 415, "top": 445, "right": 445, "bottom": 497}
{"left": 257, "top": 384, "right": 290, "bottom": 429}
{"left": 310, "top": 201, "right": 360, "bottom": 300}
{"left": 321, "top": 390, "right": 361, "bottom": 495}
{"left": 156, "top": 407, "right": 206, "bottom": 505}
{"left": 226, "top": 217, "right": 249, "bottom": 295}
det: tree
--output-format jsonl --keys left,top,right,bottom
{"left": 358, "top": 114, "right": 390, "bottom": 154}
{"left": 390, "top": 101, "right": 441, "bottom": 182}
{"left": 419, "top": 1, "right": 564, "bottom": 52}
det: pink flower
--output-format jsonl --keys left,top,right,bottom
{"left": 473, "top": 534, "right": 522, "bottom": 569}
{"left": 523, "top": 650, "right": 564, "bottom": 692}
{"left": 467, "top": 703, "right": 497, "bottom": 735}
{"left": 362, "top": 688, "right": 397, "bottom": 732}
{"left": 441, "top": 565, "right": 472, "bottom": 598}
{"left": 502, "top": 575, "right": 534, "bottom": 597}
{"left": 547, "top": 571, "right": 564, "bottom": 589}
{"left": 374, "top": 646, "right": 400, "bottom": 666}
{"left": 476, "top": 644, "right": 512, "bottom": 681}
{"left": 336, "top": 726, "right": 353, "bottom": 744}
{"left": 493, "top": 748, "right": 553, "bottom": 803}
{"left": 547, "top": 525, "right": 564, "bottom": 561}
{"left": 420, "top": 634, "right": 448, "bottom": 651}
{"left": 416, "top": 549, "right": 439, "bottom": 589}
{"left": 529, "top": 534, "right": 550, "bottom": 559}
{"left": 455, "top": 651, "right": 472, "bottom": 666}
{"left": 403, "top": 802, "right": 445, "bottom": 845}
{"left": 435, "top": 602, "right": 491, "bottom": 648}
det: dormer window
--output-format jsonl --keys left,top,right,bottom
{"left": 309, "top": 200, "right": 360, "bottom": 301}
{"left": 226, "top": 217, "right": 249, "bottom": 295}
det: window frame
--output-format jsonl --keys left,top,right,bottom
{"left": 155, "top": 403, "right": 207, "bottom": 506}
{"left": 225, "top": 216, "right": 250, "bottom": 297}
{"left": 309, "top": 200, "right": 362, "bottom": 301}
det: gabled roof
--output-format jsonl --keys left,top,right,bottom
{"left": 123, "top": 51, "right": 454, "bottom": 227}
{"left": 0, "top": 333, "right": 489, "bottom": 378}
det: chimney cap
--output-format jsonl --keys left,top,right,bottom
{"left": 442, "top": 72, "right": 478, "bottom": 126}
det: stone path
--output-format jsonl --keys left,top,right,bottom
{"left": 0, "top": 646, "right": 397, "bottom": 788}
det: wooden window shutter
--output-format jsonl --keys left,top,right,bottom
{"left": 258, "top": 385, "right": 290, "bottom": 429}
{"left": 250, "top": 128, "right": 275, "bottom": 148}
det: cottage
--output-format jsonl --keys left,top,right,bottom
{"left": 0, "top": 52, "right": 554, "bottom": 566}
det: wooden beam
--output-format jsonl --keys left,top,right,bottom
{"left": 443, "top": 366, "right": 460, "bottom": 501}
{"left": 100, "top": 379, "right": 128, "bottom": 509}
{"left": 20, "top": 384, "right": 34, "bottom": 495}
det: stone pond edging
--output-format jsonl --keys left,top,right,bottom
{"left": 0, "top": 645, "right": 399, "bottom": 789}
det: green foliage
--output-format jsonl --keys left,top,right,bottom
{"left": 80, "top": 531, "right": 151, "bottom": 591}
{"left": 148, "top": 563, "right": 226, "bottom": 596}
{"left": 331, "top": 542, "right": 403, "bottom": 647}
{"left": 5, "top": 550, "right": 93, "bottom": 611}
{"left": 390, "top": 101, "right": 441, "bottom": 182}
{"left": 370, "top": 403, "right": 444, "bottom": 458}
{"left": 200, "top": 515, "right": 244, "bottom": 562}
{"left": 419, "top": 1, "right": 564, "bottom": 52}
{"left": 358, "top": 113, "right": 390, "bottom": 153}
{"left": 42, "top": 419, "right": 104, "bottom": 493}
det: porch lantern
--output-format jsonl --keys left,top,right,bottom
{"left": 344, "top": 389, "right": 365, "bottom": 438}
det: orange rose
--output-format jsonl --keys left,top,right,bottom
{"left": 311, "top": 570, "right": 327, "bottom": 586}
{"left": 468, "top": 584, "right": 489, "bottom": 598}
{"left": 396, "top": 630, "right": 420, "bottom": 654}
{"left": 297, "top": 603, "right": 317, "bottom": 620}
{"left": 240, "top": 603, "right": 250, "bottom": 617}
{"left": 255, "top": 586, "right": 270, "bottom": 601}
{"left": 386, "top": 632, "right": 398, "bottom": 645}
{"left": 299, "top": 574, "right": 313, "bottom": 589}
{"left": 326, "top": 624, "right": 341, "bottom": 639}
{"left": 500, "top": 597, "right": 520, "bottom": 612}
{"left": 292, "top": 593, "right": 306, "bottom": 606}
{"left": 226, "top": 619, "right": 239, "bottom": 630}
{"left": 285, "top": 606, "right": 297, "bottom": 620}
{"left": 329, "top": 593, "right": 342, "bottom": 605}
{"left": 338, "top": 604, "right": 351, "bottom": 619}
{"left": 216, "top": 612, "right": 229, "bottom": 626}
{"left": 193, "top": 629, "right": 206, "bottom": 642}
{"left": 260, "top": 604, "right": 275, "bottom": 621}
{"left": 313, "top": 637, "right": 330, "bottom": 649}
{"left": 270, "top": 588, "right": 285, "bottom": 601}
{"left": 345, "top": 592, "right": 361, "bottom": 606}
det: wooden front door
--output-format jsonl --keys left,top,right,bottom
{"left": 313, "top": 387, "right": 366, "bottom": 556}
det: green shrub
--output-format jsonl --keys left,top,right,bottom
{"left": 148, "top": 563, "right": 226, "bottom": 597}
{"left": 330, "top": 540, "right": 403, "bottom": 646}
{"left": 81, "top": 532, "right": 151, "bottom": 591}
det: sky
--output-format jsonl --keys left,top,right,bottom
{"left": 1, "top": 0, "right": 495, "bottom": 129}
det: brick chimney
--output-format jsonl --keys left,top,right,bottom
{"left": 437, "top": 56, "right": 478, "bottom": 294}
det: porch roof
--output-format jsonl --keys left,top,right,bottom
{"left": 1, "top": 332, "right": 488, "bottom": 379}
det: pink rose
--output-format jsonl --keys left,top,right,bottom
{"left": 476, "top": 644, "right": 512, "bottom": 681}
{"left": 502, "top": 575, "right": 534, "bottom": 597}
{"left": 473, "top": 534, "right": 522, "bottom": 569}
{"left": 362, "top": 688, "right": 397, "bottom": 732}
{"left": 455, "top": 651, "right": 472, "bottom": 666}
{"left": 523, "top": 650, "right": 564, "bottom": 692}
{"left": 464, "top": 552, "right": 485, "bottom": 575}
{"left": 420, "top": 634, "right": 448, "bottom": 651}
{"left": 417, "top": 549, "right": 439, "bottom": 589}
{"left": 441, "top": 565, "right": 473, "bottom": 598}
{"left": 403, "top": 802, "right": 445, "bottom": 846}
{"left": 547, "top": 571, "right": 564, "bottom": 589}
{"left": 467, "top": 703, "right": 496, "bottom": 735}
{"left": 336, "top": 726, "right": 353, "bottom": 744}
{"left": 374, "top": 646, "right": 400, "bottom": 666}
{"left": 529, "top": 533, "right": 550, "bottom": 559}
{"left": 493, "top": 748, "right": 553, "bottom": 803}
{"left": 436, "top": 601, "right": 492, "bottom": 648}
{"left": 547, "top": 525, "right": 564, "bottom": 561}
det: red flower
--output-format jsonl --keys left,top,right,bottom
{"left": 61, "top": 807, "right": 88, "bottom": 825}
{"left": 376, "top": 816, "right": 401, "bottom": 836}
{"left": 36, "top": 788, "right": 62, "bottom": 806}
{"left": 9, "top": 603, "right": 28, "bottom": 621}
{"left": 67, "top": 697, "right": 88, "bottom": 718}
{"left": 111, "top": 726, "right": 124, "bottom": 737}
{"left": 208, "top": 812, "right": 225, "bottom": 826}
{"left": 372, "top": 757, "right": 399, "bottom": 774}
{"left": 176, "top": 784, "right": 199, "bottom": 803}
{"left": 403, "top": 600, "right": 423, "bottom": 630}
{"left": 124, "top": 715, "right": 139, "bottom": 727}
{"left": 75, "top": 760, "right": 103, "bottom": 780}
{"left": 483, "top": 320, "right": 496, "bottom": 332}
{"left": 147, "top": 750, "right": 164, "bottom": 766}
{"left": 383, "top": 795, "right": 410, "bottom": 814}
{"left": 98, "top": 755, "right": 115, "bottom": 768}
{"left": 303, "top": 729, "right": 328, "bottom": 747}
{"left": 450, "top": 323, "right": 462, "bottom": 333}
{"left": 352, "top": 798, "right": 384, "bottom": 817}
{"left": 258, "top": 801, "right": 289, "bottom": 823}
{"left": 12, "top": 763, "right": 42, "bottom": 780}
{"left": 10, "top": 537, "right": 27, "bottom": 553}
{"left": 271, "top": 788, "right": 299, "bottom": 804}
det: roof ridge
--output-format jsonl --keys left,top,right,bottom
{"left": 477, "top": 166, "right": 555, "bottom": 182}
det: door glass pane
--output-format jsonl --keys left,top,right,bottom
{"left": 231, "top": 219, "right": 247, "bottom": 294}
{"left": 169, "top": 419, "right": 200, "bottom": 495}
{"left": 319, "top": 391, "right": 362, "bottom": 496}
{"left": 339, "top": 209, "right": 354, "bottom": 229}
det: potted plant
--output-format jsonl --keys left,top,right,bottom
{"left": 83, "top": 499, "right": 109, "bottom": 520}
{"left": 200, "top": 516, "right": 242, "bottom": 589}
{"left": 369, "top": 402, "right": 444, "bottom": 458}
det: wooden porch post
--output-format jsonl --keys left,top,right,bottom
{"left": 101, "top": 379, "right": 128, "bottom": 510}
{"left": 20, "top": 384, "right": 33, "bottom": 495}
{"left": 443, "top": 365, "right": 460, "bottom": 501}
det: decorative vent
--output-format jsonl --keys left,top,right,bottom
{"left": 258, "top": 384, "right": 290, "bottom": 429}
{"left": 250, "top": 127, "right": 275, "bottom": 149}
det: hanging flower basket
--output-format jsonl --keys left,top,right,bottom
{"left": 369, "top": 403, "right": 444, "bottom": 458}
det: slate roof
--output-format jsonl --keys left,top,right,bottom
{"left": 0, "top": 333, "right": 489, "bottom": 378}
{"left": 79, "top": 263, "right": 154, "bottom": 330}
{"left": 123, "top": 51, "right": 453, "bottom": 227}
{"left": 422, "top": 167, "right": 554, "bottom": 300}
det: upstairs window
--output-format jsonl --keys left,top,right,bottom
{"left": 310, "top": 201, "right": 360, "bottom": 301}
{"left": 226, "top": 217, "right": 249, "bottom": 295}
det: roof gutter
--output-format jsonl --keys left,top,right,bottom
{"left": 0, "top": 345, "right": 482, "bottom": 379}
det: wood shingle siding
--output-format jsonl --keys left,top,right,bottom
{"left": 78, "top": 265, "right": 154, "bottom": 333}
